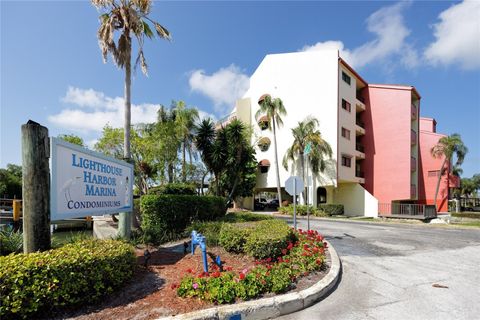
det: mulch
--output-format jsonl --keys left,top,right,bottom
{"left": 49, "top": 243, "right": 330, "bottom": 320}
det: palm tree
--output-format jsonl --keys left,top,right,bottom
{"left": 283, "top": 117, "right": 332, "bottom": 203}
{"left": 174, "top": 101, "right": 199, "bottom": 182}
{"left": 92, "top": 0, "right": 171, "bottom": 163}
{"left": 255, "top": 94, "right": 287, "bottom": 206}
{"left": 195, "top": 119, "right": 226, "bottom": 195}
{"left": 156, "top": 105, "right": 179, "bottom": 183}
{"left": 431, "top": 133, "right": 468, "bottom": 211}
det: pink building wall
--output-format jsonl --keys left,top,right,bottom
{"left": 418, "top": 118, "right": 450, "bottom": 212}
{"left": 362, "top": 85, "right": 415, "bottom": 204}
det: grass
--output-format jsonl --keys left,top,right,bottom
{"left": 453, "top": 221, "right": 480, "bottom": 228}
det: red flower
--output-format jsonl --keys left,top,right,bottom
{"left": 287, "top": 242, "right": 294, "bottom": 250}
{"left": 170, "top": 283, "right": 178, "bottom": 289}
{"left": 298, "top": 228, "right": 303, "bottom": 233}
{"left": 239, "top": 273, "right": 246, "bottom": 280}
{"left": 224, "top": 266, "right": 233, "bottom": 271}
{"left": 281, "top": 248, "right": 288, "bottom": 255}
{"left": 303, "top": 244, "right": 310, "bottom": 250}
{"left": 186, "top": 268, "right": 193, "bottom": 273}
{"left": 266, "top": 271, "right": 270, "bottom": 276}
{"left": 277, "top": 257, "right": 283, "bottom": 263}
{"left": 212, "top": 271, "right": 221, "bottom": 278}
{"left": 266, "top": 257, "right": 272, "bottom": 263}
{"left": 266, "top": 264, "right": 272, "bottom": 270}
{"left": 316, "top": 259, "right": 322, "bottom": 265}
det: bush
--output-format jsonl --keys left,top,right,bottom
{"left": 278, "top": 204, "right": 324, "bottom": 216}
{"left": 221, "top": 212, "right": 274, "bottom": 223}
{"left": 177, "top": 228, "right": 327, "bottom": 304}
{"left": 0, "top": 239, "right": 135, "bottom": 319}
{"left": 216, "top": 219, "right": 295, "bottom": 259}
{"left": 318, "top": 204, "right": 344, "bottom": 215}
{"left": 148, "top": 183, "right": 196, "bottom": 195}
{"left": 0, "top": 229, "right": 23, "bottom": 256}
{"left": 244, "top": 220, "right": 296, "bottom": 259}
{"left": 141, "top": 195, "right": 226, "bottom": 244}
{"left": 451, "top": 212, "right": 480, "bottom": 219}
{"left": 219, "top": 223, "right": 254, "bottom": 253}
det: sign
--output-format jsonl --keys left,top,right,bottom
{"left": 285, "top": 176, "right": 304, "bottom": 196}
{"left": 50, "top": 138, "right": 134, "bottom": 220}
{"left": 304, "top": 142, "right": 312, "bottom": 155}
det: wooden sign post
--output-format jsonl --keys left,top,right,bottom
{"left": 22, "top": 120, "right": 51, "bottom": 253}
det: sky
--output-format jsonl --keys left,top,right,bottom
{"left": 1, "top": 0, "right": 479, "bottom": 178}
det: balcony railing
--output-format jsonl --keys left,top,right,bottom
{"left": 355, "top": 170, "right": 365, "bottom": 178}
{"left": 411, "top": 130, "right": 417, "bottom": 145}
{"left": 356, "top": 144, "right": 365, "bottom": 153}
{"left": 411, "top": 157, "right": 416, "bottom": 171}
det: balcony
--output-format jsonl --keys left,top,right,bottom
{"left": 355, "top": 143, "right": 365, "bottom": 159}
{"left": 356, "top": 97, "right": 366, "bottom": 112}
{"left": 411, "top": 130, "right": 417, "bottom": 145}
{"left": 411, "top": 157, "right": 416, "bottom": 172}
{"left": 411, "top": 104, "right": 417, "bottom": 120}
{"left": 355, "top": 170, "right": 365, "bottom": 184}
{"left": 356, "top": 119, "right": 365, "bottom": 136}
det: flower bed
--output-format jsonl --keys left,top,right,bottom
{"left": 176, "top": 228, "right": 327, "bottom": 303}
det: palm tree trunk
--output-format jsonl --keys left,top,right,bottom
{"left": 188, "top": 147, "right": 193, "bottom": 180}
{"left": 272, "top": 120, "right": 283, "bottom": 207}
{"left": 182, "top": 140, "right": 186, "bottom": 182}
{"left": 124, "top": 36, "right": 132, "bottom": 162}
{"left": 433, "top": 157, "right": 447, "bottom": 211}
{"left": 119, "top": 33, "right": 132, "bottom": 240}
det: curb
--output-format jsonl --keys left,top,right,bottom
{"left": 157, "top": 240, "right": 341, "bottom": 320}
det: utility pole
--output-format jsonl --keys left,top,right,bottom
{"left": 22, "top": 120, "right": 51, "bottom": 252}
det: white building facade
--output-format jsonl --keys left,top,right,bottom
{"left": 232, "top": 50, "right": 378, "bottom": 217}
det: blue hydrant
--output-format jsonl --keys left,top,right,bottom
{"left": 191, "top": 230, "right": 208, "bottom": 273}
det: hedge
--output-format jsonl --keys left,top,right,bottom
{"left": 148, "top": 183, "right": 196, "bottom": 195}
{"left": 0, "top": 239, "right": 135, "bottom": 319}
{"left": 141, "top": 195, "right": 226, "bottom": 244}
{"left": 218, "top": 220, "right": 296, "bottom": 259}
{"left": 278, "top": 204, "right": 324, "bottom": 216}
{"left": 451, "top": 212, "right": 480, "bottom": 219}
{"left": 318, "top": 204, "right": 344, "bottom": 215}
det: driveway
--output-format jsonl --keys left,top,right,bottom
{"left": 275, "top": 218, "right": 480, "bottom": 320}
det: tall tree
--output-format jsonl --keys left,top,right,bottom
{"left": 92, "top": 0, "right": 170, "bottom": 163}
{"left": 155, "top": 105, "right": 180, "bottom": 183}
{"left": 58, "top": 134, "right": 85, "bottom": 147}
{"left": 255, "top": 94, "right": 287, "bottom": 206}
{"left": 92, "top": 0, "right": 170, "bottom": 238}
{"left": 282, "top": 117, "right": 332, "bottom": 204}
{"left": 195, "top": 118, "right": 225, "bottom": 195}
{"left": 431, "top": 133, "right": 468, "bottom": 211}
{"left": 174, "top": 101, "right": 199, "bottom": 182}
{"left": 0, "top": 164, "right": 22, "bottom": 199}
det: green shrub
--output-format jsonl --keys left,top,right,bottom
{"left": 148, "top": 183, "right": 196, "bottom": 195}
{"left": 0, "top": 239, "right": 135, "bottom": 319}
{"left": 219, "top": 223, "right": 254, "bottom": 253}
{"left": 221, "top": 212, "right": 273, "bottom": 223}
{"left": 141, "top": 195, "right": 226, "bottom": 244}
{"left": 451, "top": 212, "right": 480, "bottom": 219}
{"left": 318, "top": 204, "right": 344, "bottom": 215}
{"left": 0, "top": 229, "right": 23, "bottom": 256}
{"left": 278, "top": 204, "right": 324, "bottom": 216}
{"left": 244, "top": 220, "right": 296, "bottom": 259}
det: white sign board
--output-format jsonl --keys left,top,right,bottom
{"left": 285, "top": 176, "right": 304, "bottom": 196}
{"left": 50, "top": 138, "right": 134, "bottom": 220}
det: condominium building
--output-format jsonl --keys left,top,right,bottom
{"left": 228, "top": 50, "right": 451, "bottom": 215}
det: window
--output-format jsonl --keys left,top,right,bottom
{"left": 428, "top": 170, "right": 440, "bottom": 177}
{"left": 342, "top": 71, "right": 351, "bottom": 85}
{"left": 341, "top": 99, "right": 351, "bottom": 112}
{"left": 341, "top": 127, "right": 350, "bottom": 140}
{"left": 341, "top": 155, "right": 352, "bottom": 167}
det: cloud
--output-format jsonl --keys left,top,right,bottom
{"left": 189, "top": 64, "right": 249, "bottom": 114}
{"left": 302, "top": 1, "right": 418, "bottom": 69}
{"left": 424, "top": 0, "right": 480, "bottom": 70}
{"left": 49, "top": 87, "right": 160, "bottom": 132}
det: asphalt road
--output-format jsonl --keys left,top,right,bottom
{"left": 276, "top": 218, "right": 480, "bottom": 320}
